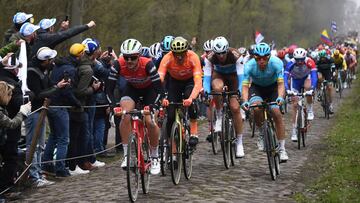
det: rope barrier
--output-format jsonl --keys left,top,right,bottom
{"left": 0, "top": 142, "right": 124, "bottom": 195}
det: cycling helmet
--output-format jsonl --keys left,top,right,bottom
{"left": 288, "top": 47, "right": 295, "bottom": 54}
{"left": 149, "top": 42, "right": 161, "bottom": 58}
{"left": 293, "top": 48, "right": 307, "bottom": 59}
{"left": 140, "top": 46, "right": 150, "bottom": 58}
{"left": 170, "top": 36, "right": 189, "bottom": 53}
{"left": 203, "top": 39, "right": 214, "bottom": 51}
{"left": 318, "top": 50, "right": 326, "bottom": 58}
{"left": 277, "top": 50, "right": 286, "bottom": 59}
{"left": 212, "top": 36, "right": 229, "bottom": 53}
{"left": 120, "top": 38, "right": 142, "bottom": 55}
{"left": 333, "top": 49, "right": 340, "bottom": 55}
{"left": 254, "top": 42, "right": 271, "bottom": 56}
{"left": 161, "top": 35, "right": 174, "bottom": 53}
{"left": 238, "top": 47, "right": 247, "bottom": 55}
{"left": 310, "top": 51, "right": 318, "bottom": 60}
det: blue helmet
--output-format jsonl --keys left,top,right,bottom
{"left": 254, "top": 42, "right": 271, "bottom": 56}
{"left": 140, "top": 46, "right": 150, "bottom": 58}
{"left": 161, "top": 35, "right": 174, "bottom": 53}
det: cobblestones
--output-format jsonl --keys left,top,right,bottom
{"left": 22, "top": 88, "right": 351, "bottom": 202}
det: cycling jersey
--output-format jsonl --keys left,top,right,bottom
{"left": 332, "top": 54, "right": 347, "bottom": 70}
{"left": 344, "top": 53, "right": 356, "bottom": 67}
{"left": 284, "top": 57, "right": 317, "bottom": 90}
{"left": 243, "top": 56, "right": 284, "bottom": 87}
{"left": 203, "top": 48, "right": 243, "bottom": 93}
{"left": 158, "top": 50, "right": 202, "bottom": 100}
{"left": 107, "top": 56, "right": 164, "bottom": 105}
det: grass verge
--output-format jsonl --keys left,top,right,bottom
{"left": 294, "top": 80, "right": 360, "bottom": 202}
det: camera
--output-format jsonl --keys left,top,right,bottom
{"left": 107, "top": 46, "right": 113, "bottom": 56}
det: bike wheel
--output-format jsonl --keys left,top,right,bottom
{"left": 302, "top": 109, "right": 307, "bottom": 148}
{"left": 183, "top": 125, "right": 193, "bottom": 180}
{"left": 221, "top": 113, "right": 231, "bottom": 169}
{"left": 296, "top": 107, "right": 302, "bottom": 150}
{"left": 338, "top": 77, "right": 342, "bottom": 98}
{"left": 250, "top": 110, "right": 256, "bottom": 138}
{"left": 159, "top": 118, "right": 169, "bottom": 176}
{"left": 229, "top": 120, "right": 236, "bottom": 166}
{"left": 170, "top": 122, "right": 182, "bottom": 185}
{"left": 141, "top": 134, "right": 151, "bottom": 194}
{"left": 127, "top": 134, "right": 139, "bottom": 202}
{"left": 210, "top": 108, "right": 220, "bottom": 155}
{"left": 263, "top": 123, "right": 277, "bottom": 180}
{"left": 323, "top": 88, "right": 329, "bottom": 119}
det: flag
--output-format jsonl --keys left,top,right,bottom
{"left": 255, "top": 31, "right": 264, "bottom": 44}
{"left": 331, "top": 21, "right": 337, "bottom": 33}
{"left": 320, "top": 29, "right": 333, "bottom": 46}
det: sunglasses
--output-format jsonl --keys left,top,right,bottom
{"left": 295, "top": 58, "right": 305, "bottom": 62}
{"left": 216, "top": 51, "right": 227, "bottom": 55}
{"left": 123, "top": 55, "right": 139, "bottom": 61}
{"left": 255, "top": 55, "right": 270, "bottom": 61}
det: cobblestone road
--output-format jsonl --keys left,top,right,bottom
{"left": 22, "top": 87, "right": 351, "bottom": 203}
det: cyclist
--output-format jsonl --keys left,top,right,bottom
{"left": 158, "top": 36, "right": 202, "bottom": 150}
{"left": 241, "top": 42, "right": 288, "bottom": 162}
{"left": 316, "top": 50, "right": 335, "bottom": 113}
{"left": 284, "top": 48, "right": 317, "bottom": 141}
{"left": 332, "top": 49, "right": 347, "bottom": 92}
{"left": 107, "top": 38, "right": 164, "bottom": 175}
{"left": 276, "top": 49, "right": 287, "bottom": 68}
{"left": 203, "top": 36, "right": 245, "bottom": 158}
{"left": 285, "top": 47, "right": 295, "bottom": 63}
{"left": 344, "top": 49, "right": 357, "bottom": 83}
{"left": 140, "top": 46, "right": 151, "bottom": 58}
{"left": 152, "top": 35, "right": 174, "bottom": 68}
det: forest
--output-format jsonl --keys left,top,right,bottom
{"left": 0, "top": 0, "right": 356, "bottom": 53}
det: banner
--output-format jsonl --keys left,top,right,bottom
{"left": 17, "top": 41, "right": 29, "bottom": 94}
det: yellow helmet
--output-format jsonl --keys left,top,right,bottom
{"left": 170, "top": 36, "right": 188, "bottom": 53}
{"left": 333, "top": 49, "right": 340, "bottom": 56}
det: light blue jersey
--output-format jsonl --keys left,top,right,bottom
{"left": 243, "top": 56, "right": 284, "bottom": 87}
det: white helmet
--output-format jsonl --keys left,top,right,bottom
{"left": 203, "top": 39, "right": 214, "bottom": 51}
{"left": 310, "top": 51, "right": 318, "bottom": 60}
{"left": 120, "top": 38, "right": 142, "bottom": 55}
{"left": 212, "top": 36, "right": 229, "bottom": 53}
{"left": 293, "top": 48, "right": 307, "bottom": 59}
{"left": 149, "top": 42, "right": 161, "bottom": 58}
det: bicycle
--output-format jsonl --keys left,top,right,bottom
{"left": 287, "top": 91, "right": 313, "bottom": 149}
{"left": 346, "top": 69, "right": 353, "bottom": 89}
{"left": 204, "top": 96, "right": 220, "bottom": 155}
{"left": 209, "top": 87, "right": 239, "bottom": 169}
{"left": 333, "top": 69, "right": 343, "bottom": 98}
{"left": 246, "top": 101, "right": 281, "bottom": 180}
{"left": 167, "top": 102, "right": 194, "bottom": 185}
{"left": 115, "top": 107, "right": 153, "bottom": 202}
{"left": 318, "top": 80, "right": 330, "bottom": 119}
{"left": 158, "top": 107, "right": 169, "bottom": 176}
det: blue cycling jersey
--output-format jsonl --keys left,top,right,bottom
{"left": 243, "top": 56, "right": 284, "bottom": 87}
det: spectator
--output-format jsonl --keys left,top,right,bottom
{"left": 0, "top": 53, "right": 25, "bottom": 195}
{"left": 67, "top": 43, "right": 100, "bottom": 174}
{"left": 0, "top": 81, "right": 31, "bottom": 201}
{"left": 3, "top": 12, "right": 34, "bottom": 46}
{"left": 25, "top": 47, "right": 69, "bottom": 187}
{"left": 30, "top": 18, "right": 96, "bottom": 59}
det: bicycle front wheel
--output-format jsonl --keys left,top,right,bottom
{"left": 141, "top": 134, "right": 151, "bottom": 194}
{"left": 296, "top": 107, "right": 302, "bottom": 150}
{"left": 127, "top": 134, "right": 139, "bottom": 202}
{"left": 170, "top": 122, "right": 182, "bottom": 185}
{"left": 210, "top": 108, "right": 220, "bottom": 154}
{"left": 183, "top": 125, "right": 193, "bottom": 180}
{"left": 159, "top": 118, "right": 169, "bottom": 176}
{"left": 263, "top": 123, "right": 277, "bottom": 180}
{"left": 229, "top": 120, "right": 236, "bottom": 166}
{"left": 221, "top": 113, "right": 231, "bottom": 169}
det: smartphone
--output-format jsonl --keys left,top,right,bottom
{"left": 10, "top": 54, "right": 16, "bottom": 66}
{"left": 63, "top": 71, "right": 69, "bottom": 82}
{"left": 23, "top": 95, "right": 29, "bottom": 104}
{"left": 65, "top": 15, "right": 69, "bottom": 21}
{"left": 107, "top": 46, "right": 113, "bottom": 56}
